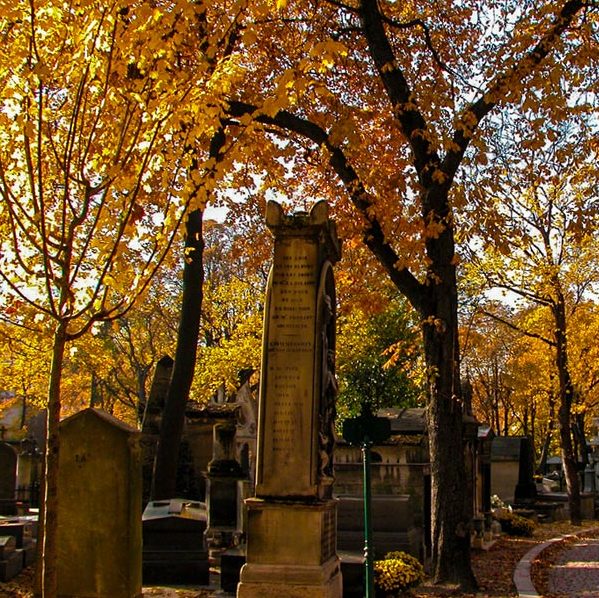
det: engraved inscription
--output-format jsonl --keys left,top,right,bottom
{"left": 266, "top": 244, "right": 317, "bottom": 460}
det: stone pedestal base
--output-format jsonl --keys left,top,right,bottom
{"left": 237, "top": 498, "right": 342, "bottom": 597}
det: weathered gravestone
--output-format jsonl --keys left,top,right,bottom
{"left": 57, "top": 408, "right": 142, "bottom": 598}
{"left": 238, "top": 200, "right": 343, "bottom": 598}
{"left": 0, "top": 442, "right": 17, "bottom": 515}
{"left": 205, "top": 421, "right": 244, "bottom": 560}
{"left": 140, "top": 355, "right": 173, "bottom": 502}
{"left": 491, "top": 436, "right": 535, "bottom": 504}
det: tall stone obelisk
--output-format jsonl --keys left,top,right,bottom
{"left": 237, "top": 200, "right": 342, "bottom": 597}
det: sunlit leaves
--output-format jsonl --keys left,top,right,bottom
{"left": 336, "top": 291, "right": 424, "bottom": 420}
{"left": 0, "top": 0, "right": 242, "bottom": 335}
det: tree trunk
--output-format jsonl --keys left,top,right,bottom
{"left": 152, "top": 209, "right": 204, "bottom": 500}
{"left": 421, "top": 216, "right": 477, "bottom": 590}
{"left": 559, "top": 405, "right": 582, "bottom": 523}
{"left": 553, "top": 293, "right": 582, "bottom": 524}
{"left": 537, "top": 393, "right": 556, "bottom": 474}
{"left": 36, "top": 320, "right": 67, "bottom": 598}
{"left": 573, "top": 412, "right": 588, "bottom": 468}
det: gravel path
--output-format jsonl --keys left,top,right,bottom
{"left": 549, "top": 537, "right": 599, "bottom": 597}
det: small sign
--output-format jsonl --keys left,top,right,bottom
{"left": 342, "top": 415, "right": 391, "bottom": 446}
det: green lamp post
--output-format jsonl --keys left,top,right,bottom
{"left": 342, "top": 405, "right": 391, "bottom": 598}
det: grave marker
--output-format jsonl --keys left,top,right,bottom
{"left": 238, "top": 201, "right": 342, "bottom": 597}
{"left": 57, "top": 408, "right": 142, "bottom": 598}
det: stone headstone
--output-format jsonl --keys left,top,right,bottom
{"left": 141, "top": 355, "right": 173, "bottom": 430}
{"left": 515, "top": 436, "right": 537, "bottom": 502}
{"left": 491, "top": 436, "right": 521, "bottom": 502}
{"left": 0, "top": 442, "right": 17, "bottom": 515}
{"left": 491, "top": 436, "right": 536, "bottom": 503}
{"left": 140, "top": 356, "right": 174, "bottom": 502}
{"left": 0, "top": 548, "right": 22, "bottom": 582}
{"left": 57, "top": 408, "right": 142, "bottom": 598}
{"left": 205, "top": 422, "right": 245, "bottom": 558}
{"left": 238, "top": 201, "right": 343, "bottom": 598}
{"left": 142, "top": 498, "right": 209, "bottom": 585}
{"left": 336, "top": 495, "right": 421, "bottom": 558}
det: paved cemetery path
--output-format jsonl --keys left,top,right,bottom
{"left": 547, "top": 536, "right": 599, "bottom": 597}
{"left": 515, "top": 527, "right": 599, "bottom": 597}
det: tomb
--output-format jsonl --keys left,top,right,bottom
{"left": 142, "top": 498, "right": 209, "bottom": 585}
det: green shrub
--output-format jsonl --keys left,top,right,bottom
{"left": 493, "top": 509, "right": 535, "bottom": 537}
{"left": 374, "top": 550, "right": 425, "bottom": 596}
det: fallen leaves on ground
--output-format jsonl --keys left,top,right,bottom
{"left": 413, "top": 521, "right": 594, "bottom": 598}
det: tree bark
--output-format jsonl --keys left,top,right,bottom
{"left": 152, "top": 209, "right": 204, "bottom": 500}
{"left": 420, "top": 219, "right": 478, "bottom": 590}
{"left": 553, "top": 291, "right": 582, "bottom": 524}
{"left": 537, "top": 393, "right": 556, "bottom": 474}
{"left": 36, "top": 320, "right": 67, "bottom": 598}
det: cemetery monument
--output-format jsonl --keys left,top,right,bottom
{"left": 237, "top": 200, "right": 343, "bottom": 597}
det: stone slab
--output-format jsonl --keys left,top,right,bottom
{"left": 0, "top": 535, "right": 15, "bottom": 559}
{"left": 337, "top": 495, "right": 413, "bottom": 531}
{"left": 0, "top": 523, "right": 25, "bottom": 547}
{"left": 0, "top": 550, "right": 22, "bottom": 582}
{"left": 143, "top": 515, "right": 206, "bottom": 550}
{"left": 142, "top": 553, "right": 209, "bottom": 585}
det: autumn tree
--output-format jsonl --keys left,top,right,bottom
{"left": 461, "top": 306, "right": 520, "bottom": 436}
{"left": 336, "top": 289, "right": 424, "bottom": 419}
{"left": 567, "top": 302, "right": 599, "bottom": 459}
{"left": 0, "top": 312, "right": 50, "bottom": 430}
{"left": 0, "top": 1, "right": 239, "bottom": 594}
{"left": 462, "top": 305, "right": 559, "bottom": 468}
{"left": 212, "top": 0, "right": 598, "bottom": 586}
{"left": 464, "top": 111, "right": 599, "bottom": 523}
{"left": 74, "top": 272, "right": 179, "bottom": 424}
